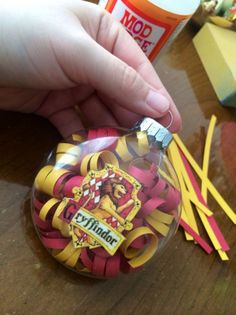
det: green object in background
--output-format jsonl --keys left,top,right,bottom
{"left": 200, "top": 0, "right": 234, "bottom": 15}
{"left": 214, "top": 0, "right": 232, "bottom": 15}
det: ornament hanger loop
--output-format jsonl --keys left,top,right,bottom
{"left": 165, "top": 111, "right": 173, "bottom": 130}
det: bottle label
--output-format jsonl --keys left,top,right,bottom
{"left": 105, "top": 0, "right": 188, "bottom": 61}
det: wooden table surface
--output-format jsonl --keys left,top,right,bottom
{"left": 1, "top": 21, "right": 236, "bottom": 315}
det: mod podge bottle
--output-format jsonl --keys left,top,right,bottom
{"left": 32, "top": 118, "right": 181, "bottom": 278}
{"left": 98, "top": 0, "right": 200, "bottom": 62}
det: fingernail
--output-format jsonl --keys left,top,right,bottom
{"left": 146, "top": 90, "right": 170, "bottom": 113}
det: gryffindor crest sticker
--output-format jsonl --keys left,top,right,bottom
{"left": 59, "top": 164, "right": 141, "bottom": 255}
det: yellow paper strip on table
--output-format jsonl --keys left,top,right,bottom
{"left": 179, "top": 177, "right": 222, "bottom": 249}
{"left": 181, "top": 206, "right": 191, "bottom": 224}
{"left": 196, "top": 206, "right": 229, "bottom": 255}
{"left": 201, "top": 115, "right": 217, "bottom": 202}
{"left": 181, "top": 206, "right": 193, "bottom": 240}
{"left": 175, "top": 148, "right": 223, "bottom": 250}
{"left": 173, "top": 152, "right": 213, "bottom": 217}
{"left": 170, "top": 142, "right": 220, "bottom": 247}
{"left": 182, "top": 197, "right": 197, "bottom": 241}
{"left": 170, "top": 141, "right": 201, "bottom": 199}
{"left": 197, "top": 211, "right": 222, "bottom": 250}
{"left": 218, "top": 249, "right": 229, "bottom": 261}
{"left": 185, "top": 191, "right": 213, "bottom": 216}
{"left": 172, "top": 130, "right": 227, "bottom": 252}
{"left": 173, "top": 134, "right": 236, "bottom": 224}
{"left": 168, "top": 147, "right": 194, "bottom": 240}
{"left": 168, "top": 141, "right": 199, "bottom": 238}
{"left": 200, "top": 116, "right": 229, "bottom": 259}
{"left": 200, "top": 116, "right": 222, "bottom": 251}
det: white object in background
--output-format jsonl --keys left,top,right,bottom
{"left": 98, "top": 0, "right": 107, "bottom": 9}
{"left": 98, "top": 0, "right": 200, "bottom": 63}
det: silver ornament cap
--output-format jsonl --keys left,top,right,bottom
{"left": 133, "top": 117, "right": 173, "bottom": 150}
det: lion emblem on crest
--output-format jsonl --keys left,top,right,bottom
{"left": 60, "top": 164, "right": 141, "bottom": 251}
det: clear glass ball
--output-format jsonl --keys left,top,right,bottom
{"left": 32, "top": 126, "right": 181, "bottom": 278}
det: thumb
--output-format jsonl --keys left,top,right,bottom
{"left": 78, "top": 36, "right": 170, "bottom": 118}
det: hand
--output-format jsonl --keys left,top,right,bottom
{"left": 0, "top": 0, "right": 181, "bottom": 138}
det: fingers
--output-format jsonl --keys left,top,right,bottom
{"left": 36, "top": 90, "right": 84, "bottom": 138}
{"left": 108, "top": 105, "right": 141, "bottom": 128}
{"left": 98, "top": 92, "right": 142, "bottom": 128}
{"left": 70, "top": 84, "right": 94, "bottom": 104}
{"left": 153, "top": 87, "right": 181, "bottom": 133}
{"left": 69, "top": 5, "right": 181, "bottom": 130}
{"left": 74, "top": 36, "right": 170, "bottom": 118}
{"left": 79, "top": 94, "right": 119, "bottom": 127}
{"left": 48, "top": 107, "right": 84, "bottom": 139}
{"left": 95, "top": 11, "right": 182, "bottom": 131}
{"left": 98, "top": 91, "right": 179, "bottom": 132}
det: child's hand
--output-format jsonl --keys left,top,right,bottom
{"left": 0, "top": 0, "right": 181, "bottom": 137}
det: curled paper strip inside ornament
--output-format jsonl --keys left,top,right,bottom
{"left": 32, "top": 126, "right": 181, "bottom": 278}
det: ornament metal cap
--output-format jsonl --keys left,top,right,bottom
{"left": 133, "top": 117, "right": 173, "bottom": 150}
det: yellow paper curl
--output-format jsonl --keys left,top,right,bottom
{"left": 121, "top": 227, "right": 158, "bottom": 268}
